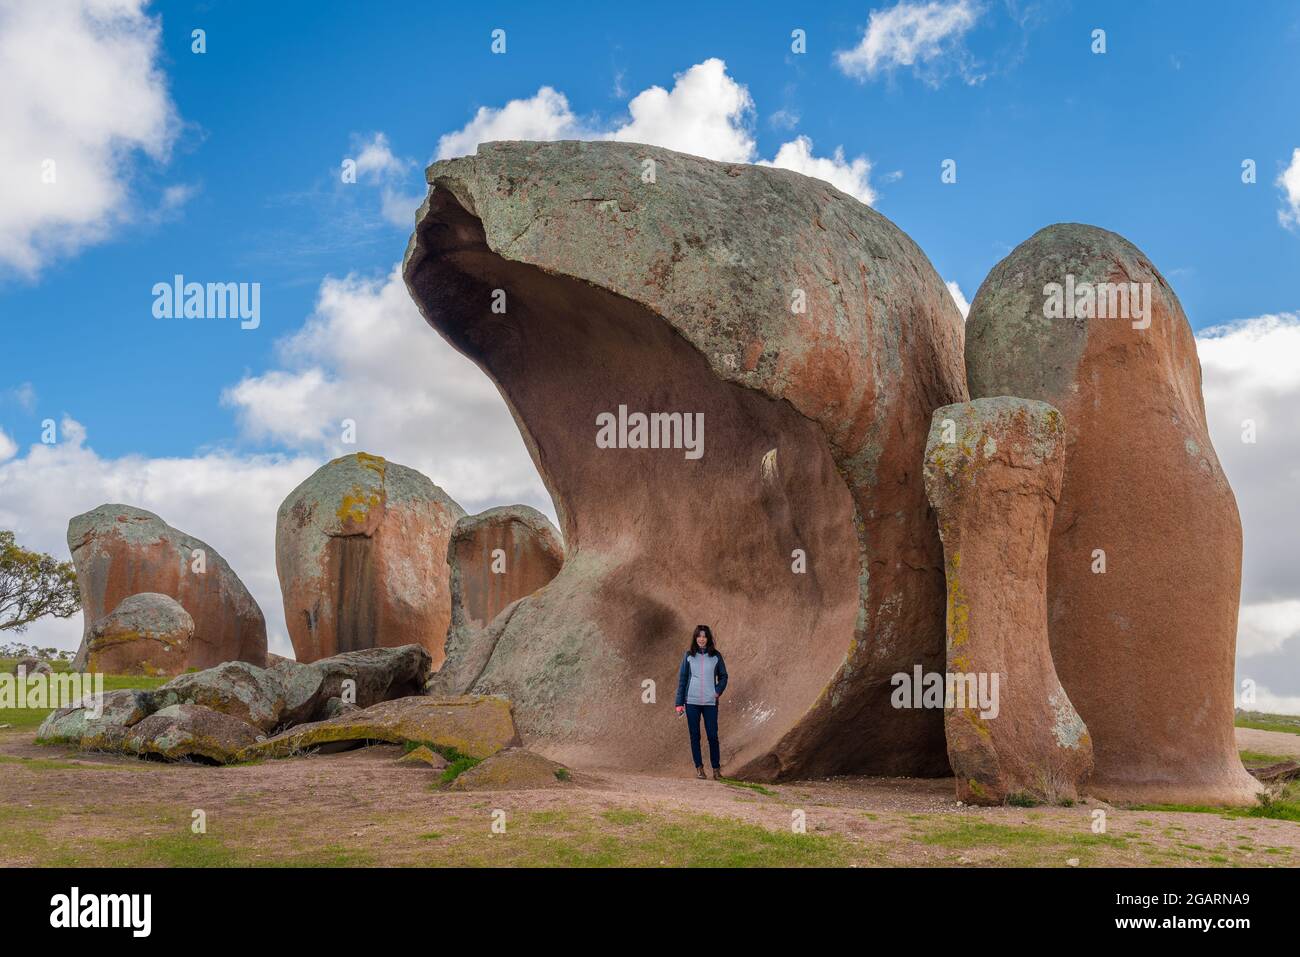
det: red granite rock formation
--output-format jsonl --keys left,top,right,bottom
{"left": 275, "top": 452, "right": 464, "bottom": 664}
{"left": 924, "top": 397, "right": 1093, "bottom": 805}
{"left": 68, "top": 505, "right": 266, "bottom": 672}
{"left": 965, "top": 224, "right": 1260, "bottom": 805}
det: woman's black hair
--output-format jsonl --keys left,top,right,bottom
{"left": 688, "top": 624, "right": 717, "bottom": 656}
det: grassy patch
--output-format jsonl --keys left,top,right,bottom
{"left": 439, "top": 809, "right": 858, "bottom": 867}
{"left": 1239, "top": 750, "right": 1294, "bottom": 766}
{"left": 601, "top": 808, "right": 648, "bottom": 825}
{"left": 916, "top": 819, "right": 1127, "bottom": 866}
{"left": 722, "top": 778, "right": 776, "bottom": 797}
{"left": 1, "top": 673, "right": 171, "bottom": 731}
{"left": 438, "top": 753, "right": 481, "bottom": 786}
{"left": 399, "top": 740, "right": 483, "bottom": 785}
{"left": 1235, "top": 711, "right": 1300, "bottom": 736}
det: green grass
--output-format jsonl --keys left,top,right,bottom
{"left": 1239, "top": 750, "right": 1294, "bottom": 766}
{"left": 722, "top": 778, "right": 777, "bottom": 797}
{"left": 915, "top": 819, "right": 1128, "bottom": 866}
{"left": 456, "top": 809, "right": 856, "bottom": 867}
{"left": 1235, "top": 711, "right": 1300, "bottom": 736}
{"left": 438, "top": 753, "right": 482, "bottom": 786}
{"left": 601, "top": 808, "right": 649, "bottom": 825}
{"left": 1, "top": 671, "right": 171, "bottom": 731}
{"left": 400, "top": 740, "right": 483, "bottom": 785}
{"left": 1132, "top": 781, "right": 1300, "bottom": 823}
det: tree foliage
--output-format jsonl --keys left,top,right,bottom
{"left": 0, "top": 530, "right": 80, "bottom": 632}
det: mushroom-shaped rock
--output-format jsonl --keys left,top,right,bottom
{"left": 86, "top": 592, "right": 194, "bottom": 676}
{"left": 67, "top": 504, "right": 266, "bottom": 672}
{"left": 403, "top": 140, "right": 967, "bottom": 779}
{"left": 430, "top": 505, "right": 564, "bottom": 696}
{"left": 923, "top": 397, "right": 1093, "bottom": 805}
{"left": 965, "top": 223, "right": 1260, "bottom": 805}
{"left": 275, "top": 453, "right": 465, "bottom": 664}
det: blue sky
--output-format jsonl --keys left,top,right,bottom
{"left": 2, "top": 1, "right": 1299, "bottom": 702}
{"left": 4, "top": 1, "right": 1298, "bottom": 459}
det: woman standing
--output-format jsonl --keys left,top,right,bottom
{"left": 674, "top": 624, "right": 729, "bottom": 779}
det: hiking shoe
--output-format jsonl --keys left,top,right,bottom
{"left": 712, "top": 769, "right": 722, "bottom": 780}
{"left": 695, "top": 767, "right": 707, "bottom": 779}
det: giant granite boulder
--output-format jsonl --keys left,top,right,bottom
{"left": 429, "top": 505, "right": 564, "bottom": 696}
{"left": 965, "top": 224, "right": 1259, "bottom": 804}
{"left": 85, "top": 592, "right": 194, "bottom": 676}
{"left": 67, "top": 504, "right": 266, "bottom": 671}
{"left": 275, "top": 453, "right": 465, "bottom": 664}
{"left": 403, "top": 140, "right": 967, "bottom": 779}
{"left": 923, "top": 398, "right": 1093, "bottom": 805}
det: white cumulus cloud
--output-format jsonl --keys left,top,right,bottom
{"left": 1198, "top": 312, "right": 1300, "bottom": 711}
{"left": 0, "top": 0, "right": 179, "bottom": 276}
{"left": 435, "top": 87, "right": 586, "bottom": 161}
{"left": 945, "top": 280, "right": 971, "bottom": 319}
{"left": 221, "top": 264, "right": 550, "bottom": 510}
{"left": 759, "top": 135, "right": 876, "bottom": 205}
{"left": 434, "top": 59, "right": 879, "bottom": 206}
{"left": 0, "top": 417, "right": 318, "bottom": 657}
{"left": 346, "top": 131, "right": 423, "bottom": 228}
{"left": 835, "top": 0, "right": 983, "bottom": 86}
{"left": 609, "top": 58, "right": 755, "bottom": 164}
{"left": 1277, "top": 148, "right": 1300, "bottom": 231}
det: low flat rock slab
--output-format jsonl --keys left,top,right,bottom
{"left": 447, "top": 748, "right": 570, "bottom": 791}
{"left": 396, "top": 745, "right": 449, "bottom": 770}
{"left": 245, "top": 695, "right": 520, "bottom": 760}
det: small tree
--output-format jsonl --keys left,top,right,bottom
{"left": 0, "top": 530, "right": 79, "bottom": 632}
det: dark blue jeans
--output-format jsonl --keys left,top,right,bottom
{"left": 685, "top": 703, "right": 720, "bottom": 769}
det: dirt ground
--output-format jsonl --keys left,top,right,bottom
{"left": 0, "top": 727, "right": 1296, "bottom": 867}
